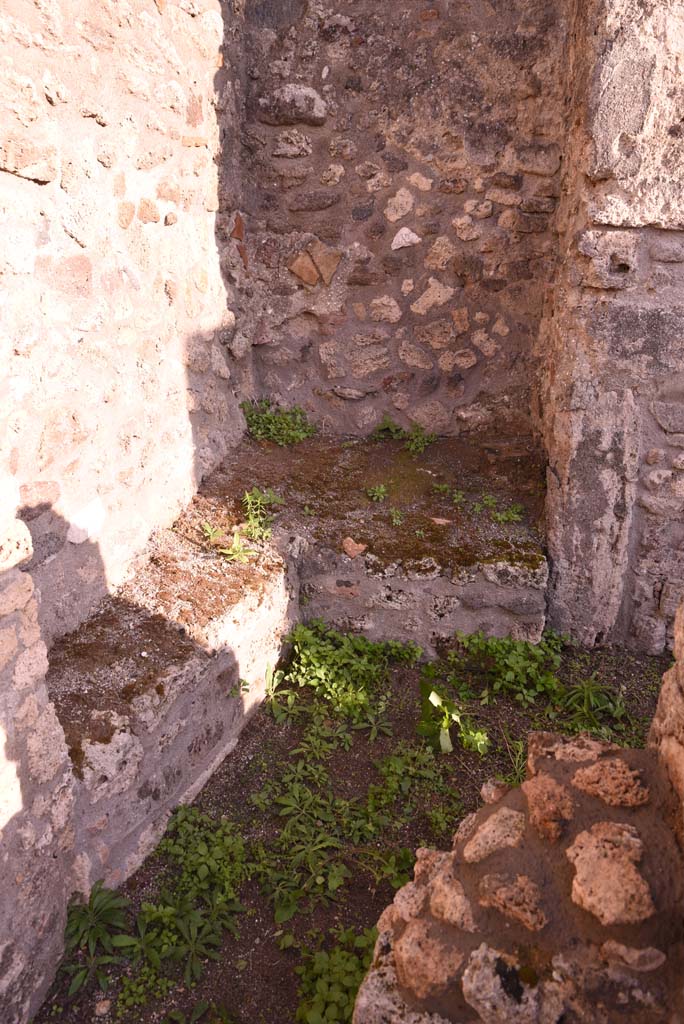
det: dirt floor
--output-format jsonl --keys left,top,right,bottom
{"left": 33, "top": 627, "right": 670, "bottom": 1024}
{"left": 181, "top": 433, "right": 547, "bottom": 575}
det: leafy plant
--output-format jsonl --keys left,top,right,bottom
{"left": 174, "top": 912, "right": 222, "bottom": 986}
{"left": 296, "top": 927, "right": 377, "bottom": 1024}
{"left": 115, "top": 964, "right": 173, "bottom": 1016}
{"left": 432, "top": 483, "right": 451, "bottom": 496}
{"left": 229, "top": 677, "right": 251, "bottom": 698}
{"left": 389, "top": 507, "right": 404, "bottom": 527}
{"left": 111, "top": 914, "right": 167, "bottom": 969}
{"left": 63, "top": 952, "right": 122, "bottom": 999}
{"left": 417, "top": 681, "right": 490, "bottom": 755}
{"left": 365, "top": 484, "right": 388, "bottom": 503}
{"left": 280, "top": 620, "right": 420, "bottom": 726}
{"left": 371, "top": 414, "right": 405, "bottom": 441}
{"left": 201, "top": 521, "right": 223, "bottom": 545}
{"left": 217, "top": 531, "right": 255, "bottom": 564}
{"left": 160, "top": 806, "right": 249, "bottom": 905}
{"left": 455, "top": 630, "right": 565, "bottom": 707}
{"left": 242, "top": 486, "right": 283, "bottom": 542}
{"left": 555, "top": 674, "right": 627, "bottom": 734}
{"left": 65, "top": 882, "right": 130, "bottom": 957}
{"left": 370, "top": 416, "right": 435, "bottom": 455}
{"left": 404, "top": 424, "right": 435, "bottom": 456}
{"left": 241, "top": 399, "right": 316, "bottom": 446}
{"left": 492, "top": 503, "right": 524, "bottom": 524}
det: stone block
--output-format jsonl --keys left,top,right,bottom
{"left": 0, "top": 134, "right": 58, "bottom": 184}
{"left": 307, "top": 239, "right": 342, "bottom": 285}
{"left": 258, "top": 84, "right": 327, "bottom": 126}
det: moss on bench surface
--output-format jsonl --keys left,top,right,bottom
{"left": 188, "top": 433, "right": 546, "bottom": 577}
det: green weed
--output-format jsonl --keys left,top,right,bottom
{"left": 218, "top": 532, "right": 255, "bottom": 564}
{"left": 296, "top": 927, "right": 377, "bottom": 1024}
{"left": 417, "top": 680, "right": 490, "bottom": 755}
{"left": 403, "top": 425, "right": 435, "bottom": 456}
{"left": 242, "top": 486, "right": 283, "bottom": 542}
{"left": 497, "top": 728, "right": 527, "bottom": 787}
{"left": 370, "top": 416, "right": 435, "bottom": 455}
{"left": 371, "top": 414, "right": 405, "bottom": 441}
{"left": 455, "top": 630, "right": 565, "bottom": 707}
{"left": 241, "top": 399, "right": 316, "bottom": 446}
{"left": 553, "top": 674, "right": 627, "bottom": 736}
{"left": 365, "top": 484, "right": 388, "bottom": 503}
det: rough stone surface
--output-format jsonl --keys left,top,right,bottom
{"left": 522, "top": 773, "right": 574, "bottom": 842}
{"left": 2, "top": 0, "right": 244, "bottom": 649}
{"left": 478, "top": 873, "right": 547, "bottom": 932}
{"left": 207, "top": 435, "right": 548, "bottom": 655}
{"left": 394, "top": 920, "right": 464, "bottom": 1001}
{"left": 1, "top": 503, "right": 296, "bottom": 1023}
{"left": 572, "top": 757, "right": 650, "bottom": 808}
{"left": 237, "top": 0, "right": 567, "bottom": 440}
{"left": 3, "top": 2, "right": 684, "bottom": 1022}
{"left": 650, "top": 602, "right": 684, "bottom": 845}
{"left": 462, "top": 808, "right": 526, "bottom": 863}
{"left": 566, "top": 821, "right": 655, "bottom": 926}
{"left": 538, "top": 0, "right": 684, "bottom": 650}
{"left": 355, "top": 732, "right": 684, "bottom": 1023}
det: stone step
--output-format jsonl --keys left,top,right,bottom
{"left": 46, "top": 525, "right": 297, "bottom": 889}
{"left": 196, "top": 433, "right": 548, "bottom": 654}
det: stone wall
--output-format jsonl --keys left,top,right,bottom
{"left": 1, "top": 3, "right": 247, "bottom": 1020}
{"left": 1, "top": 0, "right": 244, "bottom": 647}
{"left": 0, "top": 517, "right": 74, "bottom": 1023}
{"left": 225, "top": 0, "right": 568, "bottom": 436}
{"left": 539, "top": 0, "right": 684, "bottom": 651}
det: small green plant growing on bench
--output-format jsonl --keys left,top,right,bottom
{"left": 201, "top": 521, "right": 223, "bottom": 545}
{"left": 492, "top": 503, "right": 524, "bottom": 524}
{"left": 218, "top": 531, "right": 255, "bottom": 564}
{"left": 403, "top": 424, "right": 435, "bottom": 456}
{"left": 242, "top": 486, "right": 283, "bottom": 542}
{"left": 365, "top": 483, "right": 388, "bottom": 503}
{"left": 370, "top": 416, "right": 435, "bottom": 456}
{"left": 241, "top": 399, "right": 316, "bottom": 446}
{"left": 371, "top": 413, "right": 406, "bottom": 440}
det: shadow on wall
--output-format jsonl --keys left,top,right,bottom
{"left": 1, "top": 487, "right": 276, "bottom": 1020}
{"left": 0, "top": 3, "right": 282, "bottom": 1018}
{"left": 0, "top": 12, "right": 244, "bottom": 1024}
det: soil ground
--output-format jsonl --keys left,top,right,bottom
{"left": 34, "top": 632, "right": 670, "bottom": 1024}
